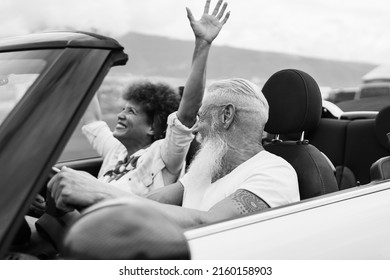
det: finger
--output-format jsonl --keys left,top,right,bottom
{"left": 47, "top": 166, "right": 68, "bottom": 191}
{"left": 216, "top": 2, "right": 227, "bottom": 19}
{"left": 56, "top": 196, "right": 75, "bottom": 213}
{"left": 204, "top": 0, "right": 211, "bottom": 14}
{"left": 62, "top": 166, "right": 84, "bottom": 176}
{"left": 52, "top": 166, "right": 61, "bottom": 173}
{"left": 30, "top": 204, "right": 40, "bottom": 212}
{"left": 33, "top": 196, "right": 46, "bottom": 207}
{"left": 61, "top": 166, "right": 72, "bottom": 172}
{"left": 47, "top": 172, "right": 58, "bottom": 193}
{"left": 36, "top": 194, "right": 45, "bottom": 203}
{"left": 30, "top": 205, "right": 45, "bottom": 216}
{"left": 47, "top": 173, "right": 64, "bottom": 202}
{"left": 221, "top": 11, "right": 230, "bottom": 25}
{"left": 50, "top": 180, "right": 60, "bottom": 202}
{"left": 212, "top": 0, "right": 223, "bottom": 16}
{"left": 186, "top": 7, "right": 195, "bottom": 22}
{"left": 32, "top": 201, "right": 46, "bottom": 211}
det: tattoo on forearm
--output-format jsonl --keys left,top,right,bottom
{"left": 231, "top": 189, "right": 269, "bottom": 214}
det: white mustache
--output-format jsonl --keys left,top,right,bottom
{"left": 187, "top": 135, "right": 228, "bottom": 183}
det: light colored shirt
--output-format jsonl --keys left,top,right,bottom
{"left": 82, "top": 112, "right": 195, "bottom": 196}
{"left": 180, "top": 150, "right": 300, "bottom": 211}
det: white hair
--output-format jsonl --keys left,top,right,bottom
{"left": 204, "top": 78, "right": 269, "bottom": 132}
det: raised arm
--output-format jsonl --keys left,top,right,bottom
{"left": 83, "top": 94, "right": 102, "bottom": 125}
{"left": 177, "top": 0, "right": 230, "bottom": 128}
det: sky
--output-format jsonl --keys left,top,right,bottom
{"left": 1, "top": 0, "right": 390, "bottom": 64}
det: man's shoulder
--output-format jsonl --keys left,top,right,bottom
{"left": 244, "top": 150, "right": 297, "bottom": 178}
{"left": 251, "top": 150, "right": 291, "bottom": 166}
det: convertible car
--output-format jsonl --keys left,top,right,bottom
{"left": 0, "top": 31, "right": 389, "bottom": 260}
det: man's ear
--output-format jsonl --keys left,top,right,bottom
{"left": 221, "top": 104, "right": 236, "bottom": 129}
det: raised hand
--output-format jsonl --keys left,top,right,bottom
{"left": 186, "top": 0, "right": 230, "bottom": 44}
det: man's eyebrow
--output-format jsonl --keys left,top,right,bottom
{"left": 230, "top": 189, "right": 270, "bottom": 215}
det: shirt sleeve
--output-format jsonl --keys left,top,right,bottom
{"left": 239, "top": 163, "right": 300, "bottom": 208}
{"left": 81, "top": 121, "right": 123, "bottom": 159}
{"left": 160, "top": 112, "right": 196, "bottom": 175}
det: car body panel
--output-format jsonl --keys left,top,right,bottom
{"left": 186, "top": 181, "right": 390, "bottom": 259}
{"left": 0, "top": 31, "right": 125, "bottom": 52}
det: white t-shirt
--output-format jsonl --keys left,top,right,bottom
{"left": 180, "top": 150, "right": 300, "bottom": 211}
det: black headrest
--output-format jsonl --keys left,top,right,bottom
{"left": 375, "top": 106, "right": 390, "bottom": 150}
{"left": 262, "top": 69, "right": 322, "bottom": 134}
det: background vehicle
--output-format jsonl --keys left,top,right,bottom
{"left": 327, "top": 64, "right": 390, "bottom": 112}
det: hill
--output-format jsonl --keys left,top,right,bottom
{"left": 114, "top": 32, "right": 376, "bottom": 88}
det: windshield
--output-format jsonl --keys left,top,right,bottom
{"left": 0, "top": 50, "right": 60, "bottom": 126}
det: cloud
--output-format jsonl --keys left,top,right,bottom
{"left": 217, "top": 0, "right": 390, "bottom": 63}
{"left": 0, "top": 0, "right": 390, "bottom": 64}
{"left": 0, "top": 0, "right": 134, "bottom": 37}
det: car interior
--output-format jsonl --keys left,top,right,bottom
{"left": 8, "top": 66, "right": 390, "bottom": 260}
{"left": 261, "top": 69, "right": 390, "bottom": 194}
{"left": 58, "top": 68, "right": 390, "bottom": 199}
{"left": 307, "top": 97, "right": 390, "bottom": 189}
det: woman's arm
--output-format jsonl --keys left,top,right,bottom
{"left": 83, "top": 95, "right": 102, "bottom": 125}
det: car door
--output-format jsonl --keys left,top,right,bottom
{"left": 0, "top": 32, "right": 128, "bottom": 258}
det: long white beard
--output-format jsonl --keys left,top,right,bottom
{"left": 187, "top": 134, "right": 228, "bottom": 183}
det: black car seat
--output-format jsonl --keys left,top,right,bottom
{"left": 262, "top": 69, "right": 339, "bottom": 199}
{"left": 339, "top": 105, "right": 390, "bottom": 186}
{"left": 306, "top": 105, "right": 390, "bottom": 189}
{"left": 370, "top": 155, "right": 390, "bottom": 182}
{"left": 369, "top": 108, "right": 390, "bottom": 182}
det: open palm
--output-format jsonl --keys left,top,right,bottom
{"left": 187, "top": 0, "right": 230, "bottom": 44}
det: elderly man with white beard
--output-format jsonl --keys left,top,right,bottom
{"left": 48, "top": 78, "right": 300, "bottom": 228}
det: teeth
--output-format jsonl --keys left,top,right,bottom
{"left": 116, "top": 123, "right": 126, "bottom": 129}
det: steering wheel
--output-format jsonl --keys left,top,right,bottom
{"left": 9, "top": 167, "right": 80, "bottom": 259}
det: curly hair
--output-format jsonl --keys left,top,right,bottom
{"left": 123, "top": 80, "right": 181, "bottom": 140}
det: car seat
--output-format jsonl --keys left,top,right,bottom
{"left": 340, "top": 105, "right": 390, "bottom": 186}
{"left": 370, "top": 156, "right": 390, "bottom": 182}
{"left": 262, "top": 69, "right": 339, "bottom": 199}
{"left": 370, "top": 109, "right": 390, "bottom": 182}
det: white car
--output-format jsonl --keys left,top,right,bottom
{"left": 1, "top": 31, "right": 390, "bottom": 260}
